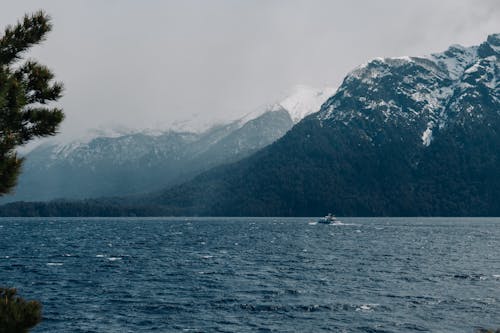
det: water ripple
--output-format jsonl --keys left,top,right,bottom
{"left": 0, "top": 217, "right": 498, "bottom": 332}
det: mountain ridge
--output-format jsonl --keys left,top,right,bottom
{"left": 1, "top": 85, "right": 333, "bottom": 203}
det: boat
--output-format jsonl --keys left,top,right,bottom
{"left": 317, "top": 213, "right": 342, "bottom": 224}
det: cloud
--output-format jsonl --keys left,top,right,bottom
{"left": 1, "top": 0, "right": 498, "bottom": 140}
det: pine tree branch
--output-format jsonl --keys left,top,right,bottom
{"left": 0, "top": 11, "right": 52, "bottom": 65}
{"left": 14, "top": 60, "right": 64, "bottom": 104}
{"left": 19, "top": 107, "right": 64, "bottom": 142}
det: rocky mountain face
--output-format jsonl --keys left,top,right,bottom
{"left": 2, "top": 86, "right": 332, "bottom": 203}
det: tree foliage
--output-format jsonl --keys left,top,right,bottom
{"left": 0, "top": 11, "right": 64, "bottom": 196}
{"left": 0, "top": 288, "right": 41, "bottom": 333}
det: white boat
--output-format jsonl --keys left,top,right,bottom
{"left": 317, "top": 213, "right": 342, "bottom": 224}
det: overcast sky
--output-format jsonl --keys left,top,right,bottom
{"left": 2, "top": 0, "right": 499, "bottom": 139}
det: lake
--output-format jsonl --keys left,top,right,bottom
{"left": 0, "top": 217, "right": 499, "bottom": 332}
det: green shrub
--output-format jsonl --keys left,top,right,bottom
{"left": 0, "top": 288, "right": 41, "bottom": 333}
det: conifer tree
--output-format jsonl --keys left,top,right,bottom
{"left": 0, "top": 11, "right": 64, "bottom": 195}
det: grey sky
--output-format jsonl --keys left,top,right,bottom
{"left": 2, "top": 0, "right": 499, "bottom": 139}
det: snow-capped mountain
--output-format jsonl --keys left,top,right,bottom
{"left": 318, "top": 33, "right": 499, "bottom": 148}
{"left": 134, "top": 33, "right": 500, "bottom": 217}
{"left": 2, "top": 85, "right": 332, "bottom": 202}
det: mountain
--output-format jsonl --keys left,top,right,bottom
{"left": 137, "top": 33, "right": 500, "bottom": 216}
{"left": 1, "top": 85, "right": 333, "bottom": 203}
{"left": 1, "top": 34, "right": 498, "bottom": 217}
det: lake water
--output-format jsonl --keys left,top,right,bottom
{"left": 0, "top": 217, "right": 498, "bottom": 332}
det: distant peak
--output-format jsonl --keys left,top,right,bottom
{"left": 480, "top": 33, "right": 500, "bottom": 57}
{"left": 487, "top": 33, "right": 500, "bottom": 46}
{"left": 278, "top": 85, "right": 336, "bottom": 123}
{"left": 234, "top": 85, "right": 336, "bottom": 125}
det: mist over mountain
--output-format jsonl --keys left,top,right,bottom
{"left": 1, "top": 86, "right": 333, "bottom": 203}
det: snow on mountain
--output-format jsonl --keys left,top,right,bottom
{"left": 238, "top": 85, "right": 336, "bottom": 126}
{"left": 428, "top": 44, "right": 478, "bottom": 80}
{"left": 6, "top": 84, "right": 327, "bottom": 202}
{"left": 318, "top": 33, "right": 499, "bottom": 147}
{"left": 22, "top": 84, "right": 336, "bottom": 160}
{"left": 278, "top": 85, "right": 336, "bottom": 122}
